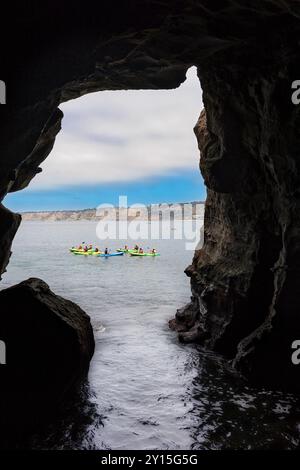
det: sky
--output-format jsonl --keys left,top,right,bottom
{"left": 6, "top": 67, "right": 206, "bottom": 212}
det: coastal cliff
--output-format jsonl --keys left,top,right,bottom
{"left": 20, "top": 202, "right": 205, "bottom": 221}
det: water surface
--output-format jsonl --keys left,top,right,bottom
{"left": 2, "top": 221, "right": 300, "bottom": 449}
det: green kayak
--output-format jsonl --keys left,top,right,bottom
{"left": 130, "top": 252, "right": 160, "bottom": 257}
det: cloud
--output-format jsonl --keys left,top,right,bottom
{"left": 29, "top": 67, "right": 203, "bottom": 190}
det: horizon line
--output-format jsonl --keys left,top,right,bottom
{"left": 19, "top": 200, "right": 206, "bottom": 214}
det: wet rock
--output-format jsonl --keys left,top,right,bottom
{"left": 172, "top": 57, "right": 300, "bottom": 391}
{"left": 0, "top": 278, "right": 95, "bottom": 447}
{"left": 0, "top": 204, "right": 21, "bottom": 280}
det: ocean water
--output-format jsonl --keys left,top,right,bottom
{"left": 2, "top": 221, "right": 300, "bottom": 450}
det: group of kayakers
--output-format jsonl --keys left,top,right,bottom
{"left": 72, "top": 243, "right": 157, "bottom": 255}
{"left": 123, "top": 244, "right": 157, "bottom": 254}
{"left": 72, "top": 243, "right": 109, "bottom": 254}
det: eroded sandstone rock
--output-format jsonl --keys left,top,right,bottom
{"left": 0, "top": 205, "right": 21, "bottom": 280}
{"left": 171, "top": 59, "right": 300, "bottom": 391}
{"left": 0, "top": 278, "right": 95, "bottom": 446}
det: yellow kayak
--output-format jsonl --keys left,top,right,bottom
{"left": 71, "top": 249, "right": 103, "bottom": 255}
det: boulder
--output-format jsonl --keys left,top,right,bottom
{"left": 0, "top": 278, "right": 95, "bottom": 446}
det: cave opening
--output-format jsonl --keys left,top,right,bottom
{"left": 3, "top": 66, "right": 205, "bottom": 281}
{"left": 1, "top": 66, "right": 211, "bottom": 449}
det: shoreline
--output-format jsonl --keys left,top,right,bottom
{"left": 20, "top": 202, "right": 205, "bottom": 222}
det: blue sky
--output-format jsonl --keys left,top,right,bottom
{"left": 5, "top": 67, "right": 205, "bottom": 212}
{"left": 7, "top": 171, "right": 205, "bottom": 212}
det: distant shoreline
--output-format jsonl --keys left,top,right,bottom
{"left": 20, "top": 201, "right": 205, "bottom": 222}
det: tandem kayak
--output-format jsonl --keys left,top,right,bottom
{"left": 70, "top": 248, "right": 94, "bottom": 253}
{"left": 69, "top": 248, "right": 91, "bottom": 253}
{"left": 72, "top": 250, "right": 103, "bottom": 256}
{"left": 130, "top": 252, "right": 160, "bottom": 257}
{"left": 97, "top": 252, "right": 124, "bottom": 257}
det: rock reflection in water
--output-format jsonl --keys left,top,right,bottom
{"left": 189, "top": 349, "right": 300, "bottom": 450}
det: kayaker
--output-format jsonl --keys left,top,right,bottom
{"left": 78, "top": 244, "right": 83, "bottom": 250}
{"left": 84, "top": 245, "right": 88, "bottom": 252}
{"left": 134, "top": 244, "right": 139, "bottom": 251}
{"left": 139, "top": 247, "right": 144, "bottom": 254}
{"left": 151, "top": 248, "right": 156, "bottom": 254}
{"left": 94, "top": 247, "right": 99, "bottom": 253}
{"left": 124, "top": 245, "right": 128, "bottom": 250}
{"left": 89, "top": 244, "right": 93, "bottom": 250}
{"left": 105, "top": 248, "right": 109, "bottom": 254}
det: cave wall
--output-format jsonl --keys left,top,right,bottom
{"left": 1, "top": 1, "right": 300, "bottom": 392}
{"left": 173, "top": 45, "right": 300, "bottom": 390}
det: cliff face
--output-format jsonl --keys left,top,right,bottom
{"left": 172, "top": 47, "right": 300, "bottom": 391}
{"left": 1, "top": 0, "right": 300, "bottom": 403}
{"left": 20, "top": 203, "right": 205, "bottom": 221}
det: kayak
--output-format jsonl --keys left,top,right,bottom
{"left": 97, "top": 252, "right": 124, "bottom": 257}
{"left": 70, "top": 248, "right": 94, "bottom": 253}
{"left": 130, "top": 252, "right": 160, "bottom": 257}
{"left": 72, "top": 250, "right": 103, "bottom": 256}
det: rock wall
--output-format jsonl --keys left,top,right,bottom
{"left": 1, "top": 1, "right": 300, "bottom": 400}
{"left": 172, "top": 46, "right": 300, "bottom": 391}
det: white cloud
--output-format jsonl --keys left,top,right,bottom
{"left": 29, "top": 67, "right": 203, "bottom": 189}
